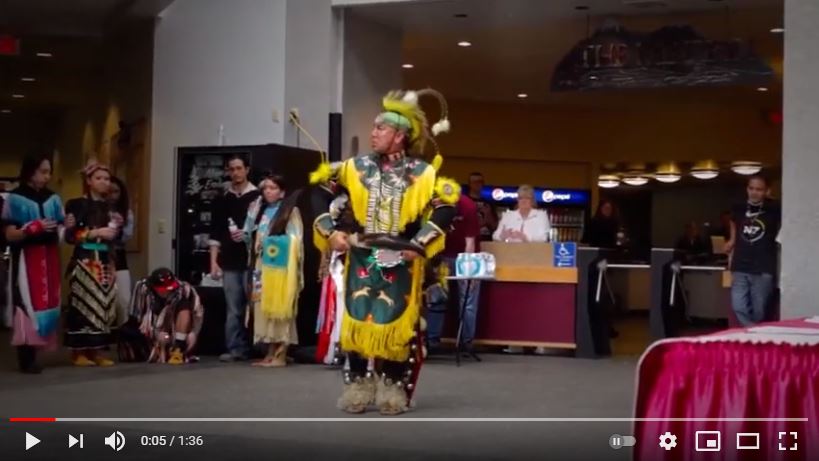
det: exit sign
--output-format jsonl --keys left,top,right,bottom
{"left": 0, "top": 34, "right": 20, "bottom": 56}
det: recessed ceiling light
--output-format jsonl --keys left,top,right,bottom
{"left": 11, "top": 94, "right": 25, "bottom": 98}
{"left": 21, "top": 77, "right": 36, "bottom": 82}
{"left": 401, "top": 63, "right": 414, "bottom": 69}
{"left": 35, "top": 52, "right": 53, "bottom": 58}
{"left": 517, "top": 93, "right": 528, "bottom": 99}
{"left": 770, "top": 27, "right": 785, "bottom": 34}
{"left": 457, "top": 41, "right": 472, "bottom": 47}
{"left": 575, "top": 5, "right": 590, "bottom": 10}
{"left": 453, "top": 13, "right": 468, "bottom": 18}
{"left": 757, "top": 87, "right": 769, "bottom": 92}
{"left": 1, "top": 109, "right": 11, "bottom": 114}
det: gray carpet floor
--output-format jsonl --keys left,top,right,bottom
{"left": 0, "top": 335, "right": 639, "bottom": 460}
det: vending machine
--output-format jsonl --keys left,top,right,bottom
{"left": 474, "top": 185, "right": 590, "bottom": 242}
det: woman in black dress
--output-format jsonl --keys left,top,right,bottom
{"left": 64, "top": 161, "right": 121, "bottom": 366}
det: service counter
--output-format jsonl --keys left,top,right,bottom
{"left": 476, "top": 242, "right": 578, "bottom": 349}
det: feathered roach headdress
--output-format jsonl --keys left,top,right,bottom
{"left": 309, "top": 88, "right": 452, "bottom": 185}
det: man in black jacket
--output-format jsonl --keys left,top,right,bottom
{"left": 208, "top": 155, "right": 259, "bottom": 361}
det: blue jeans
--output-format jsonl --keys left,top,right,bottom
{"left": 426, "top": 258, "right": 481, "bottom": 346}
{"left": 731, "top": 272, "right": 774, "bottom": 327}
{"left": 223, "top": 270, "right": 250, "bottom": 357}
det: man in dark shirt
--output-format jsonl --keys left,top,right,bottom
{"left": 675, "top": 221, "right": 712, "bottom": 257}
{"left": 725, "top": 175, "right": 780, "bottom": 326}
{"left": 208, "top": 155, "right": 260, "bottom": 361}
{"left": 426, "top": 194, "right": 480, "bottom": 350}
{"left": 467, "top": 172, "right": 498, "bottom": 242}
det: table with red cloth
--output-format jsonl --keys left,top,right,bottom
{"left": 634, "top": 318, "right": 819, "bottom": 461}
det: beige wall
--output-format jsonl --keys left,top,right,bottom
{"left": 437, "top": 98, "right": 782, "bottom": 189}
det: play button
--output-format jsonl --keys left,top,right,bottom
{"left": 25, "top": 432, "right": 40, "bottom": 451}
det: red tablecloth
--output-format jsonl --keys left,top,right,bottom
{"left": 634, "top": 318, "right": 819, "bottom": 461}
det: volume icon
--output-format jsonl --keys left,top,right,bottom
{"left": 68, "top": 433, "right": 84, "bottom": 448}
{"left": 104, "top": 431, "right": 125, "bottom": 452}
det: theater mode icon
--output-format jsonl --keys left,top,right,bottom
{"left": 695, "top": 431, "right": 721, "bottom": 452}
{"left": 736, "top": 433, "right": 759, "bottom": 450}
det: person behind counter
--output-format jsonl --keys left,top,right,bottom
{"left": 583, "top": 199, "right": 619, "bottom": 248}
{"left": 493, "top": 184, "right": 550, "bottom": 354}
{"left": 493, "top": 184, "right": 550, "bottom": 243}
{"left": 675, "top": 221, "right": 712, "bottom": 257}
{"left": 468, "top": 172, "right": 498, "bottom": 242}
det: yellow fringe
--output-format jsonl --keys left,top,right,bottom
{"left": 341, "top": 159, "right": 437, "bottom": 233}
{"left": 339, "top": 160, "right": 370, "bottom": 228}
{"left": 340, "top": 258, "right": 424, "bottom": 362}
{"left": 431, "top": 153, "right": 443, "bottom": 172}
{"left": 399, "top": 164, "right": 436, "bottom": 231}
{"left": 260, "top": 235, "right": 300, "bottom": 320}
{"left": 424, "top": 234, "right": 446, "bottom": 259}
{"left": 309, "top": 162, "right": 333, "bottom": 185}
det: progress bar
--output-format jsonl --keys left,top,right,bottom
{"left": 9, "top": 418, "right": 810, "bottom": 423}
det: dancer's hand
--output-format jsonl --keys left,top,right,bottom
{"left": 402, "top": 250, "right": 422, "bottom": 262}
{"left": 329, "top": 231, "right": 350, "bottom": 252}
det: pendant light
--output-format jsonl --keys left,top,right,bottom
{"left": 730, "top": 161, "right": 762, "bottom": 175}
{"left": 598, "top": 174, "right": 620, "bottom": 189}
{"left": 655, "top": 162, "right": 682, "bottom": 183}
{"left": 622, "top": 173, "right": 649, "bottom": 186}
{"left": 691, "top": 160, "right": 720, "bottom": 180}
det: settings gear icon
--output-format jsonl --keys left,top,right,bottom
{"left": 659, "top": 432, "right": 677, "bottom": 450}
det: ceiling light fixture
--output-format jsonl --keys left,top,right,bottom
{"left": 35, "top": 52, "right": 53, "bottom": 58}
{"left": 1, "top": 109, "right": 11, "bottom": 114}
{"left": 757, "top": 87, "right": 768, "bottom": 92}
{"left": 11, "top": 94, "right": 25, "bottom": 99}
{"left": 457, "top": 41, "right": 472, "bottom": 47}
{"left": 575, "top": 5, "right": 590, "bottom": 10}
{"left": 517, "top": 93, "right": 528, "bottom": 99}
{"left": 622, "top": 175, "right": 649, "bottom": 186}
{"left": 598, "top": 174, "right": 620, "bottom": 189}
{"left": 691, "top": 160, "right": 720, "bottom": 180}
{"left": 731, "top": 161, "right": 762, "bottom": 175}
{"left": 401, "top": 63, "right": 414, "bottom": 69}
{"left": 453, "top": 13, "right": 468, "bottom": 18}
{"left": 655, "top": 162, "right": 682, "bottom": 183}
{"left": 21, "top": 77, "right": 36, "bottom": 82}
{"left": 770, "top": 27, "right": 785, "bottom": 34}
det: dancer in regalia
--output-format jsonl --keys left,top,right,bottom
{"left": 64, "top": 161, "right": 120, "bottom": 366}
{"left": 2, "top": 154, "right": 64, "bottom": 373}
{"left": 311, "top": 88, "right": 460, "bottom": 415}
{"left": 244, "top": 173, "right": 304, "bottom": 367}
{"left": 131, "top": 267, "right": 203, "bottom": 364}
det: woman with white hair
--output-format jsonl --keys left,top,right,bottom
{"left": 493, "top": 184, "right": 551, "bottom": 355}
{"left": 493, "top": 184, "right": 550, "bottom": 243}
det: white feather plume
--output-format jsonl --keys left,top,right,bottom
{"left": 431, "top": 118, "right": 451, "bottom": 136}
{"left": 402, "top": 91, "right": 418, "bottom": 105}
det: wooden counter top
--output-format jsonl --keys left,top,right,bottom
{"left": 482, "top": 241, "right": 578, "bottom": 284}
